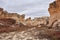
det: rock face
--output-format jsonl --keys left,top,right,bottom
{"left": 48, "top": 0, "right": 60, "bottom": 17}
{"left": 48, "top": 0, "right": 60, "bottom": 27}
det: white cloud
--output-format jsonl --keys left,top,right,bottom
{"left": 0, "top": 0, "right": 54, "bottom": 18}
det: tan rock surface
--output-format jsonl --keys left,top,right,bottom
{"left": 48, "top": 0, "right": 60, "bottom": 27}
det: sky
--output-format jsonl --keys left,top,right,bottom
{"left": 0, "top": 0, "right": 54, "bottom": 18}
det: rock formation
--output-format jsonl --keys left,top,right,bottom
{"left": 0, "top": 8, "right": 49, "bottom": 27}
{"left": 0, "top": 0, "right": 60, "bottom": 40}
{"left": 48, "top": 0, "right": 60, "bottom": 28}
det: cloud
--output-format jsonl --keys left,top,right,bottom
{"left": 0, "top": 0, "right": 54, "bottom": 18}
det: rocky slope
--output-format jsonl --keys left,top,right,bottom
{"left": 0, "top": 8, "right": 50, "bottom": 40}
{"left": 0, "top": 0, "right": 60, "bottom": 40}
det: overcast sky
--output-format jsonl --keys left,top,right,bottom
{"left": 0, "top": 0, "right": 54, "bottom": 18}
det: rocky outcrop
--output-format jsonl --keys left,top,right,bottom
{"left": 0, "top": 8, "right": 50, "bottom": 40}
{"left": 48, "top": 0, "right": 60, "bottom": 27}
{"left": 0, "top": 8, "right": 48, "bottom": 27}
{"left": 0, "top": 8, "right": 25, "bottom": 23}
